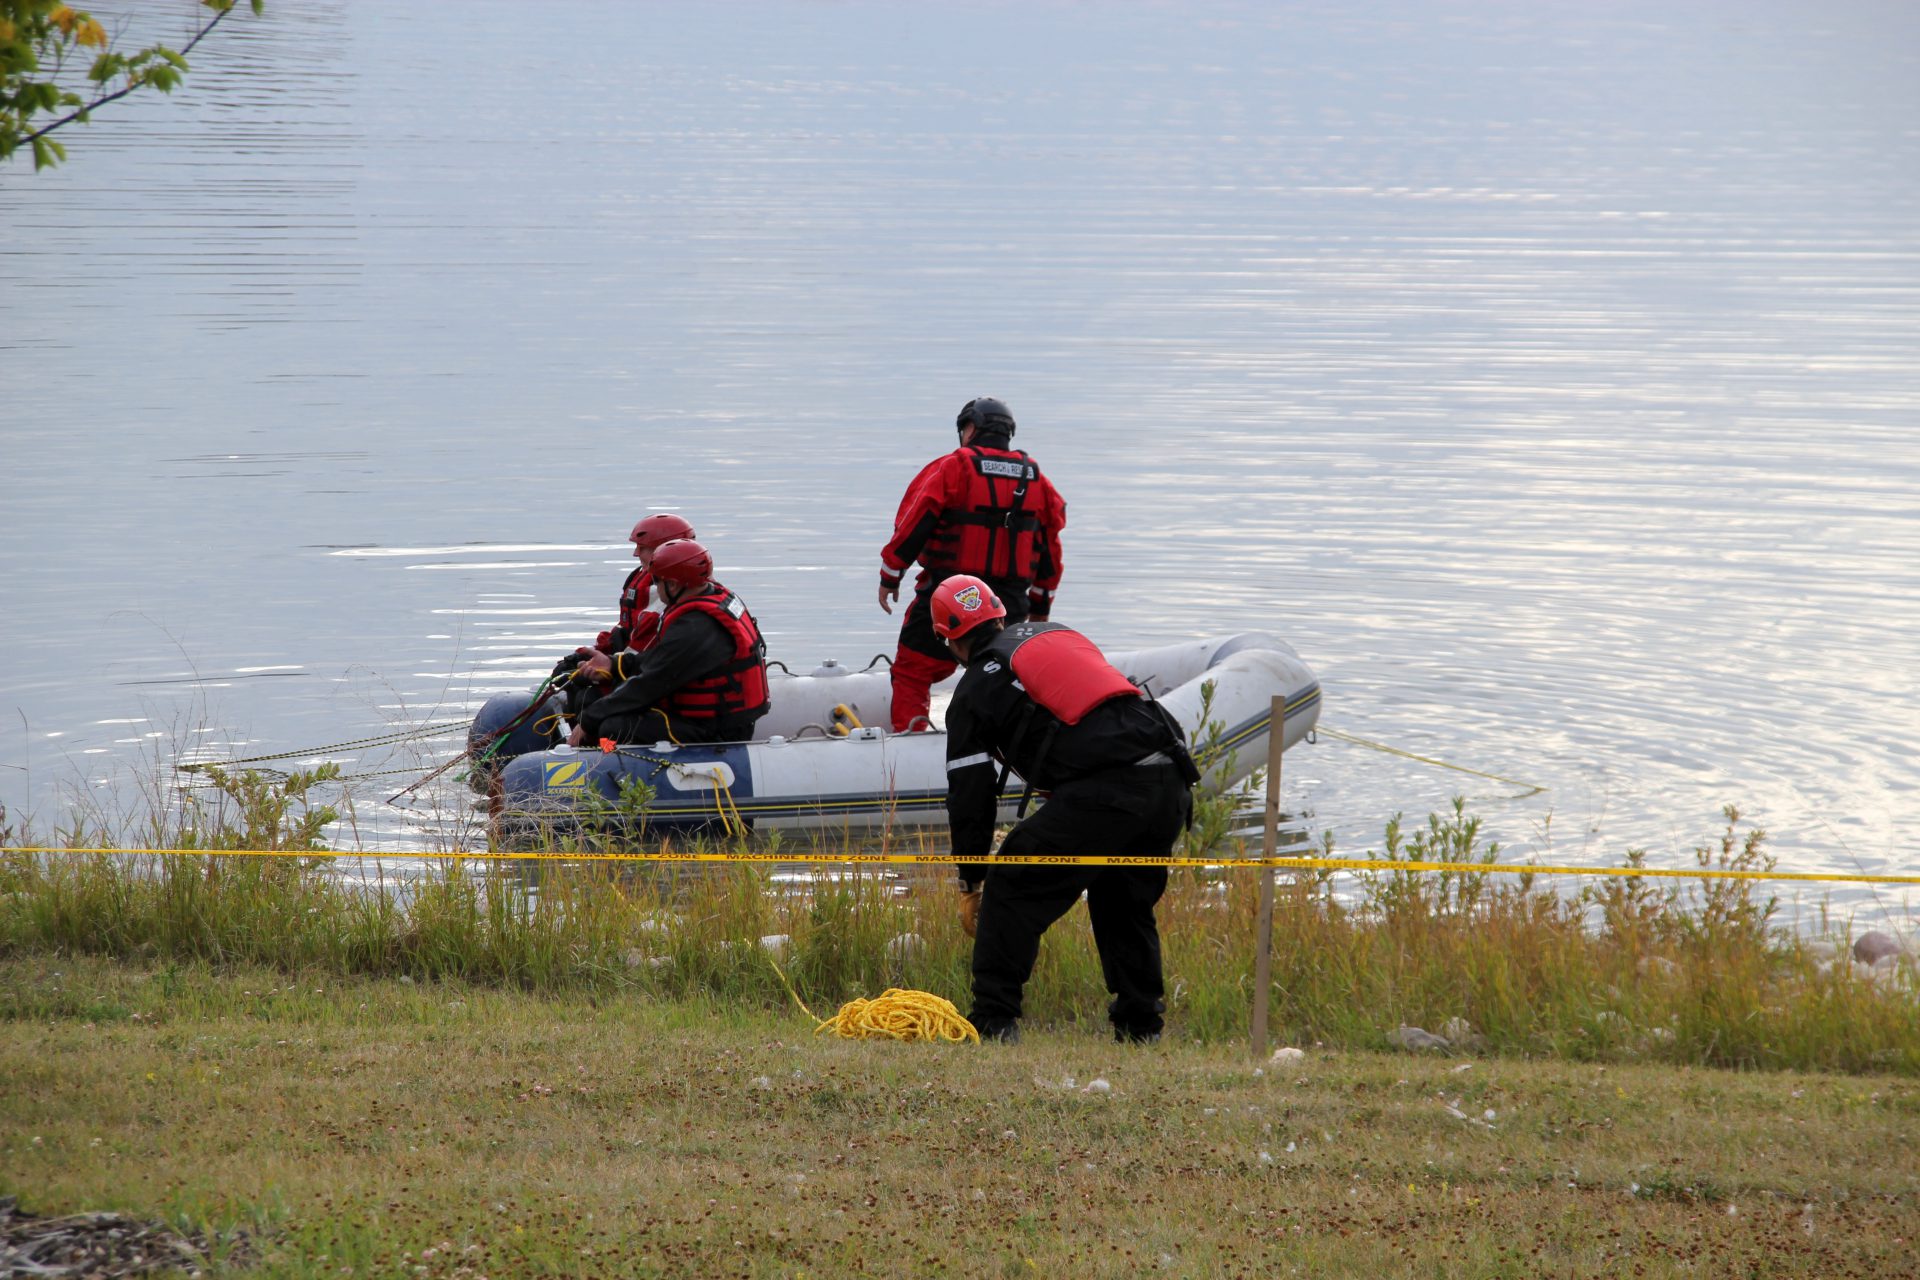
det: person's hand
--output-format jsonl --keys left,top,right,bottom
{"left": 566, "top": 724, "right": 586, "bottom": 748}
{"left": 1027, "top": 589, "right": 1050, "bottom": 622}
{"left": 878, "top": 582, "right": 898, "bottom": 615}
{"left": 579, "top": 651, "right": 613, "bottom": 684}
{"left": 959, "top": 885, "right": 983, "bottom": 938}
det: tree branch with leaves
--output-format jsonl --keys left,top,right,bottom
{"left": 1, "top": 0, "right": 263, "bottom": 172}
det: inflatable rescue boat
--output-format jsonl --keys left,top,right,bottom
{"left": 471, "top": 632, "right": 1320, "bottom": 843}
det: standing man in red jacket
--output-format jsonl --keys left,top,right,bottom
{"left": 878, "top": 397, "right": 1067, "bottom": 732}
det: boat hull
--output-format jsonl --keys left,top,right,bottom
{"left": 485, "top": 632, "right": 1320, "bottom": 843}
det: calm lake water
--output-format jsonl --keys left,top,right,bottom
{"left": 3, "top": 1, "right": 1917, "bottom": 916}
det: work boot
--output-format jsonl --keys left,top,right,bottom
{"left": 976, "top": 1021, "right": 1021, "bottom": 1045}
{"left": 1114, "top": 1026, "right": 1162, "bottom": 1045}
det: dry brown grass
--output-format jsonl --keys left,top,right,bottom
{"left": 3, "top": 954, "right": 1916, "bottom": 1278}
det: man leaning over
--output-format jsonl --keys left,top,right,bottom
{"left": 931, "top": 573, "right": 1197, "bottom": 1044}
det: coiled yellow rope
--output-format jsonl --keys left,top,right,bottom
{"left": 763, "top": 952, "right": 978, "bottom": 1043}
{"left": 813, "top": 988, "right": 980, "bottom": 1044}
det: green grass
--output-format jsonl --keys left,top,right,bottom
{"left": 2, "top": 955, "right": 1916, "bottom": 1279}
{"left": 3, "top": 765, "right": 1916, "bottom": 1073}
{"left": 2, "top": 792, "right": 1916, "bottom": 1074}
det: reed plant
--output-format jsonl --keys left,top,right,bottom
{"left": 2, "top": 771, "right": 1914, "bottom": 1075}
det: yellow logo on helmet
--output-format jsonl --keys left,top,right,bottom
{"left": 955, "top": 584, "right": 983, "bottom": 611}
{"left": 543, "top": 761, "right": 587, "bottom": 790}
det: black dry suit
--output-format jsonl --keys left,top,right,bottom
{"left": 943, "top": 621, "right": 1196, "bottom": 1041}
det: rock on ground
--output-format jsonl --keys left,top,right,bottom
{"left": 1390, "top": 1025, "right": 1452, "bottom": 1052}
{"left": 0, "top": 1196, "right": 242, "bottom": 1278}
{"left": 1853, "top": 931, "right": 1912, "bottom": 966}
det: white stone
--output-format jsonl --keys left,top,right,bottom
{"left": 1270, "top": 1046, "right": 1306, "bottom": 1064}
{"left": 1853, "top": 931, "right": 1910, "bottom": 966}
{"left": 1391, "top": 1024, "right": 1451, "bottom": 1052}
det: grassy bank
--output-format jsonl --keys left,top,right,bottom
{"left": 3, "top": 794, "right": 1917, "bottom": 1074}
{"left": 3, "top": 955, "right": 1917, "bottom": 1278}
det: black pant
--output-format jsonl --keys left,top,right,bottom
{"left": 592, "top": 704, "right": 761, "bottom": 746}
{"left": 969, "top": 764, "right": 1190, "bottom": 1038}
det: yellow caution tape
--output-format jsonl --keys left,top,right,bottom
{"left": 9, "top": 846, "right": 1919, "bottom": 886}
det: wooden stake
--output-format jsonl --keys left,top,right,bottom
{"left": 1252, "top": 694, "right": 1282, "bottom": 1059}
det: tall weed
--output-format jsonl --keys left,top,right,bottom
{"left": 2, "top": 775, "right": 1914, "bottom": 1074}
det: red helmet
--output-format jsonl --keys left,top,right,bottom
{"left": 650, "top": 538, "right": 714, "bottom": 588}
{"left": 930, "top": 574, "right": 1007, "bottom": 640}
{"left": 629, "top": 513, "right": 695, "bottom": 552}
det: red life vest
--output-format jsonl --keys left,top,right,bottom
{"left": 985, "top": 622, "right": 1140, "bottom": 725}
{"left": 616, "top": 567, "right": 662, "bottom": 653}
{"left": 923, "top": 446, "right": 1046, "bottom": 585}
{"left": 657, "top": 584, "right": 770, "bottom": 722}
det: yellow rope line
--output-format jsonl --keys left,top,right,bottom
{"left": 10, "top": 846, "right": 1919, "bottom": 886}
{"left": 761, "top": 950, "right": 817, "bottom": 1021}
{"left": 1316, "top": 726, "right": 1546, "bottom": 797}
{"left": 813, "top": 989, "right": 979, "bottom": 1044}
{"left": 766, "top": 944, "right": 977, "bottom": 1044}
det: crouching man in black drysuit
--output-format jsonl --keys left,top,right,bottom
{"left": 568, "top": 538, "right": 770, "bottom": 747}
{"left": 931, "top": 573, "right": 1198, "bottom": 1044}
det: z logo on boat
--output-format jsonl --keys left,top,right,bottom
{"left": 544, "top": 761, "right": 588, "bottom": 790}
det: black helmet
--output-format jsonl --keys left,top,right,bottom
{"left": 956, "top": 396, "right": 1016, "bottom": 438}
